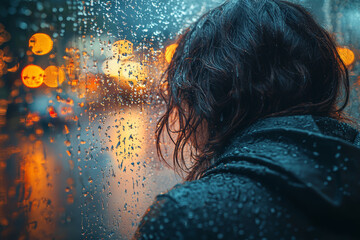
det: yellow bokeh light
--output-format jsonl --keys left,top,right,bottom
{"left": 29, "top": 33, "right": 53, "bottom": 55}
{"left": 44, "top": 66, "right": 65, "bottom": 88}
{"left": 102, "top": 59, "right": 118, "bottom": 77}
{"left": 21, "top": 64, "right": 44, "bottom": 88}
{"left": 112, "top": 40, "right": 133, "bottom": 57}
{"left": 102, "top": 60, "right": 147, "bottom": 88}
{"left": 337, "top": 47, "right": 355, "bottom": 67}
{"left": 165, "top": 43, "right": 178, "bottom": 63}
{"left": 120, "top": 61, "right": 147, "bottom": 85}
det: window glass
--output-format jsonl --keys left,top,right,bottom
{"left": 0, "top": 0, "right": 359, "bottom": 239}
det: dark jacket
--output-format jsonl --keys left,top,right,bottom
{"left": 134, "top": 115, "right": 360, "bottom": 240}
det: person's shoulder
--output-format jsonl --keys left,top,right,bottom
{"left": 165, "top": 173, "right": 257, "bottom": 209}
{"left": 133, "top": 192, "right": 186, "bottom": 240}
{"left": 133, "top": 173, "right": 275, "bottom": 239}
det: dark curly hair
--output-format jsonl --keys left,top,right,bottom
{"left": 156, "top": 0, "right": 350, "bottom": 181}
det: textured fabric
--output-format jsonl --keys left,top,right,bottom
{"left": 133, "top": 115, "right": 360, "bottom": 240}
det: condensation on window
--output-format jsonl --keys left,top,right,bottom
{"left": 0, "top": 0, "right": 359, "bottom": 239}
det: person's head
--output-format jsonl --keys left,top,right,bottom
{"left": 156, "top": 0, "right": 350, "bottom": 181}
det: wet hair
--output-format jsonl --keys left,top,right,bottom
{"left": 156, "top": 0, "right": 350, "bottom": 181}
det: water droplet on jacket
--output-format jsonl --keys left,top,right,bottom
{"left": 88, "top": 177, "right": 93, "bottom": 183}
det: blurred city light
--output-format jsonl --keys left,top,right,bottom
{"left": 337, "top": 46, "right": 355, "bottom": 66}
{"left": 119, "top": 61, "right": 147, "bottom": 89}
{"left": 165, "top": 43, "right": 178, "bottom": 63}
{"left": 29, "top": 33, "right": 53, "bottom": 56}
{"left": 112, "top": 39, "right": 134, "bottom": 58}
{"left": 44, "top": 66, "right": 65, "bottom": 88}
{"left": 21, "top": 64, "right": 44, "bottom": 88}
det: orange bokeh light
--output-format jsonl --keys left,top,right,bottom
{"left": 48, "top": 106, "right": 58, "bottom": 118}
{"left": 60, "top": 106, "right": 73, "bottom": 115}
{"left": 165, "top": 43, "right": 178, "bottom": 63}
{"left": 79, "top": 72, "right": 100, "bottom": 92}
{"left": 25, "top": 112, "right": 40, "bottom": 126}
{"left": 337, "top": 47, "right": 355, "bottom": 67}
{"left": 21, "top": 64, "right": 44, "bottom": 88}
{"left": 29, "top": 33, "right": 53, "bottom": 55}
{"left": 44, "top": 66, "right": 65, "bottom": 87}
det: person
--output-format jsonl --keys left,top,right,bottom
{"left": 133, "top": 0, "right": 360, "bottom": 239}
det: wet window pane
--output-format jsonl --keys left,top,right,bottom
{"left": 0, "top": 0, "right": 359, "bottom": 239}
